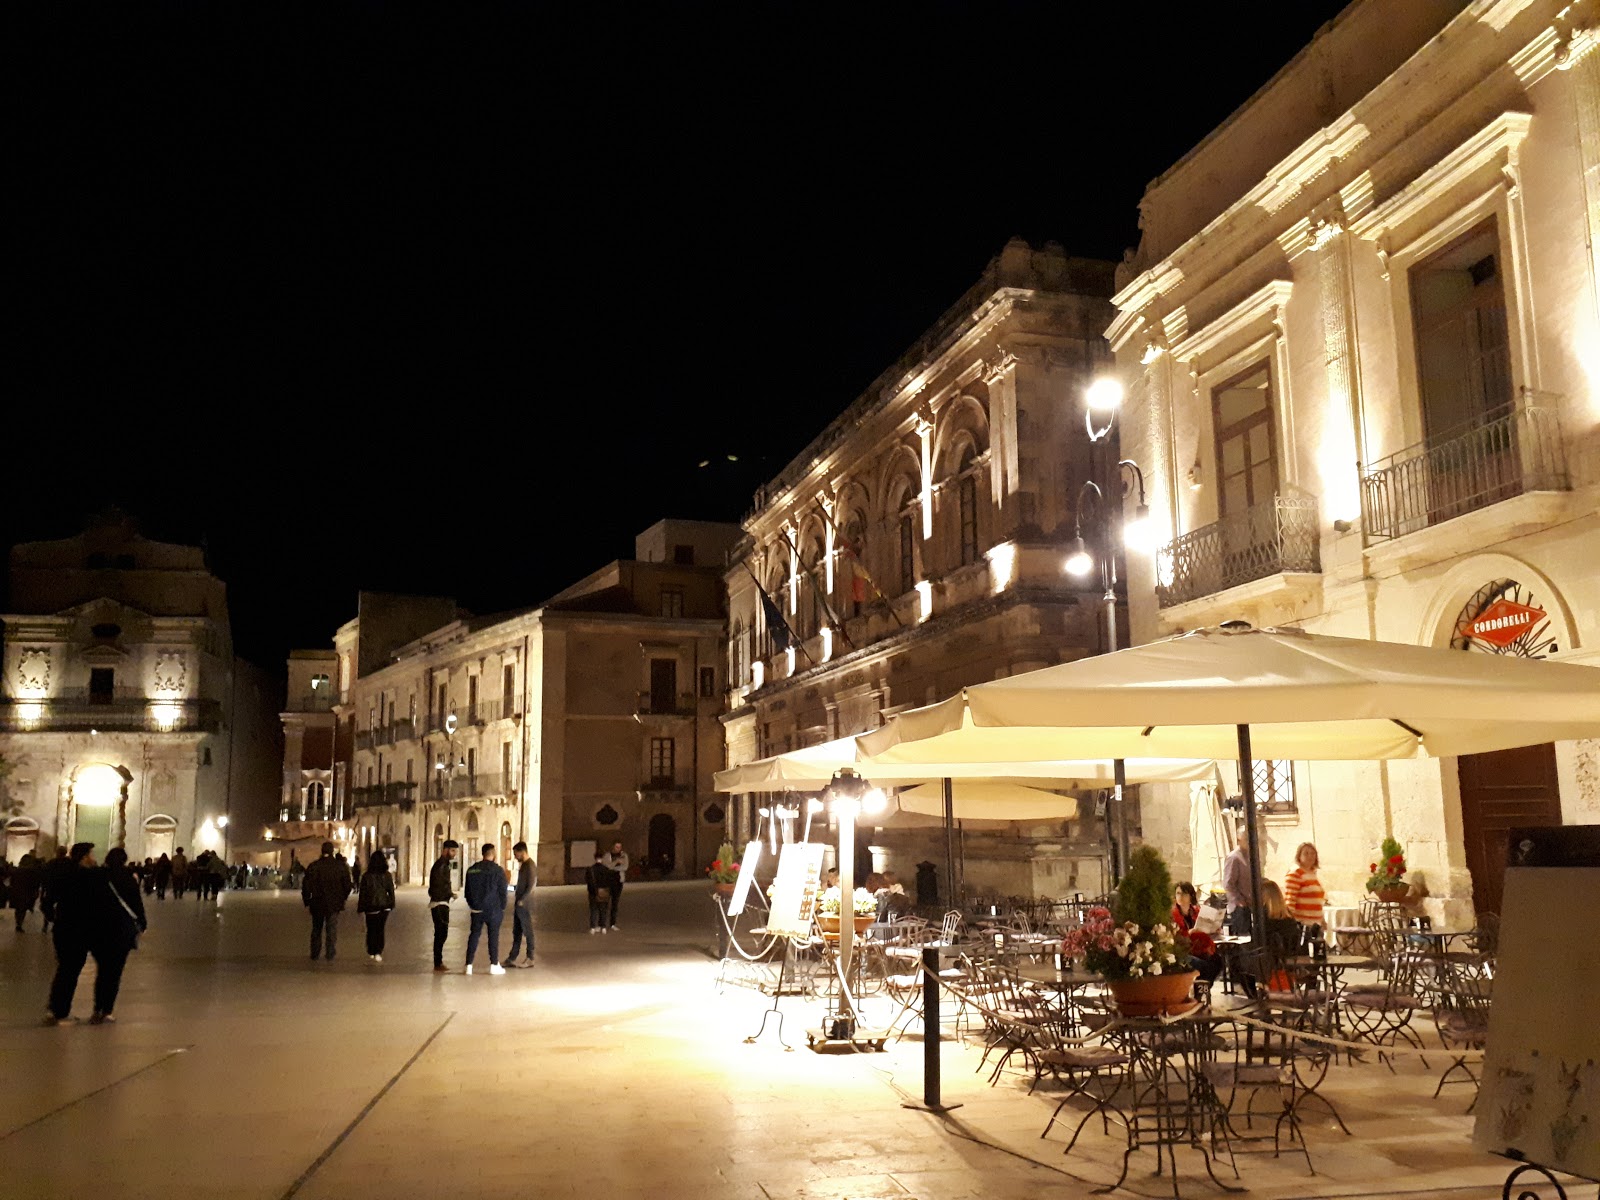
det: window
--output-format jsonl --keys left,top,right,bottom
{"left": 958, "top": 472, "right": 979, "bottom": 566}
{"left": 843, "top": 516, "right": 867, "bottom": 617}
{"left": 1410, "top": 220, "right": 1512, "bottom": 440}
{"left": 311, "top": 673, "right": 329, "bottom": 691}
{"left": 1250, "top": 760, "right": 1298, "bottom": 815}
{"left": 729, "top": 622, "right": 746, "bottom": 686}
{"left": 1212, "top": 362, "right": 1276, "bottom": 518}
{"left": 650, "top": 737, "right": 675, "bottom": 784}
{"left": 466, "top": 747, "right": 476, "bottom": 783}
{"left": 91, "top": 623, "right": 122, "bottom": 640}
{"left": 898, "top": 512, "right": 916, "bottom": 595}
{"left": 88, "top": 668, "right": 115, "bottom": 704}
{"left": 502, "top": 664, "right": 515, "bottom": 713}
{"left": 704, "top": 802, "right": 725, "bottom": 825}
{"left": 408, "top": 693, "right": 416, "bottom": 725}
{"left": 405, "top": 759, "right": 414, "bottom": 783}
{"left": 596, "top": 804, "right": 620, "bottom": 826}
{"left": 368, "top": 707, "right": 376, "bottom": 732}
{"left": 660, "top": 587, "right": 684, "bottom": 618}
{"left": 672, "top": 543, "right": 694, "bottom": 565}
{"left": 699, "top": 666, "right": 716, "bottom": 698}
{"left": 437, "top": 683, "right": 447, "bottom": 722}
{"left": 468, "top": 675, "right": 479, "bottom": 721}
{"left": 386, "top": 699, "right": 395, "bottom": 726}
{"left": 502, "top": 740, "right": 513, "bottom": 785}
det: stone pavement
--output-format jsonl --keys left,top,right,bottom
{"left": 0, "top": 883, "right": 1582, "bottom": 1200}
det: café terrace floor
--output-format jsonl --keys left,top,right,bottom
{"left": 0, "top": 882, "right": 1581, "bottom": 1200}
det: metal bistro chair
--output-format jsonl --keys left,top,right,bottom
{"left": 969, "top": 957, "right": 1052, "bottom": 1084}
{"left": 1341, "top": 932, "right": 1431, "bottom": 1071}
{"left": 1423, "top": 955, "right": 1492, "bottom": 1111}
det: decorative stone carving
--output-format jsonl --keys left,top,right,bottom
{"left": 152, "top": 651, "right": 187, "bottom": 694}
{"left": 1573, "top": 739, "right": 1599, "bottom": 815}
{"left": 14, "top": 648, "right": 50, "bottom": 693}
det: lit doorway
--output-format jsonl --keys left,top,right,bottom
{"left": 72, "top": 763, "right": 127, "bottom": 853}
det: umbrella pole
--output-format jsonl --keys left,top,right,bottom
{"left": 1113, "top": 757, "right": 1130, "bottom": 886}
{"left": 942, "top": 777, "right": 956, "bottom": 909}
{"left": 1235, "top": 724, "right": 1267, "bottom": 942}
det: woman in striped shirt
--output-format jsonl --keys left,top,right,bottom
{"left": 1282, "top": 842, "right": 1326, "bottom": 930}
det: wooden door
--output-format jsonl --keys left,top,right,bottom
{"left": 649, "top": 658, "right": 677, "bottom": 713}
{"left": 1457, "top": 742, "right": 1561, "bottom": 916}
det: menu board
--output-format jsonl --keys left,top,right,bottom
{"left": 728, "top": 840, "right": 762, "bottom": 917}
{"left": 765, "top": 842, "right": 826, "bottom": 938}
{"left": 1474, "top": 864, "right": 1599, "bottom": 1181}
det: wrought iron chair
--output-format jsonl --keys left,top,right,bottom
{"left": 1341, "top": 932, "right": 1431, "bottom": 1069}
{"left": 1422, "top": 955, "right": 1491, "bottom": 1111}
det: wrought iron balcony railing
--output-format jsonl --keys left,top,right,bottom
{"left": 636, "top": 691, "right": 697, "bottom": 717}
{"left": 0, "top": 698, "right": 222, "bottom": 734}
{"left": 350, "top": 781, "right": 419, "bottom": 807}
{"left": 1157, "top": 491, "right": 1320, "bottom": 609}
{"left": 426, "top": 772, "right": 509, "bottom": 802}
{"left": 1360, "top": 400, "right": 1569, "bottom": 541}
{"left": 288, "top": 691, "right": 337, "bottom": 713}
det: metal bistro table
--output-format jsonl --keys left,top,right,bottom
{"left": 1093, "top": 1005, "right": 1243, "bottom": 1198}
{"left": 1015, "top": 963, "right": 1103, "bottom": 1026}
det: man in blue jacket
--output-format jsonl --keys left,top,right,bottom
{"left": 462, "top": 842, "right": 507, "bottom": 976}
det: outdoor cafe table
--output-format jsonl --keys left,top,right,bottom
{"left": 1015, "top": 963, "right": 1102, "bottom": 1023}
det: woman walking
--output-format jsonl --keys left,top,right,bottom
{"left": 357, "top": 850, "right": 395, "bottom": 963}
{"left": 92, "top": 848, "right": 148, "bottom": 1024}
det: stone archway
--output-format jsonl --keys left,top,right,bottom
{"left": 70, "top": 763, "right": 132, "bottom": 852}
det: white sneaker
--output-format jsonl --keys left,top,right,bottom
{"left": 601, "top": 927, "right": 608, "bottom": 935}
{"left": 589, "top": 928, "right": 598, "bottom": 935}
{"left": 373, "top": 955, "right": 383, "bottom": 963}
{"left": 465, "top": 964, "right": 474, "bottom": 975}
{"left": 489, "top": 964, "right": 506, "bottom": 975}
{"left": 610, "top": 924, "right": 619, "bottom": 931}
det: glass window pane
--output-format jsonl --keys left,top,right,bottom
{"left": 1222, "top": 437, "right": 1245, "bottom": 474}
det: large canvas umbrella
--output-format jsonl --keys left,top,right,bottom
{"left": 859, "top": 624, "right": 1600, "bottom": 933}
{"left": 892, "top": 780, "right": 1079, "bottom": 822}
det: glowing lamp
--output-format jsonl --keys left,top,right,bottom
{"left": 1084, "top": 377, "right": 1124, "bottom": 413}
{"left": 1064, "top": 537, "right": 1094, "bottom": 577}
{"left": 1122, "top": 504, "right": 1156, "bottom": 554}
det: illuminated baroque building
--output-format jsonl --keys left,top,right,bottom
{"left": 723, "top": 240, "right": 1120, "bottom": 897}
{"left": 0, "top": 513, "right": 279, "bottom": 863}
{"left": 1109, "top": 0, "right": 1600, "bottom": 920}
{"left": 287, "top": 519, "right": 737, "bottom": 886}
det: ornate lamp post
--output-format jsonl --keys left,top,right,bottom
{"left": 821, "top": 768, "right": 886, "bottom": 1034}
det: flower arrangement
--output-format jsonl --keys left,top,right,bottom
{"left": 706, "top": 843, "right": 741, "bottom": 885}
{"left": 816, "top": 886, "right": 877, "bottom": 916}
{"left": 1059, "top": 845, "right": 1190, "bottom": 982}
{"left": 1365, "top": 836, "right": 1407, "bottom": 894}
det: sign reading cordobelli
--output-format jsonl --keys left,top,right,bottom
{"left": 1450, "top": 580, "right": 1557, "bottom": 659}
{"left": 765, "top": 841, "right": 826, "bottom": 938}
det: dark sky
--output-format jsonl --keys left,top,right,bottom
{"left": 11, "top": 1, "right": 1349, "bottom": 667}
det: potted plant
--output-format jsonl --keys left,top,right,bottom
{"left": 1060, "top": 845, "right": 1195, "bottom": 1016}
{"left": 706, "top": 843, "right": 741, "bottom": 896}
{"left": 1366, "top": 837, "right": 1410, "bottom": 903}
{"left": 815, "top": 886, "right": 877, "bottom": 937}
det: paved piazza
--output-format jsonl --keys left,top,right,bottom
{"left": 0, "top": 884, "right": 1569, "bottom": 1200}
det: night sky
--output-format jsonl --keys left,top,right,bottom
{"left": 11, "top": 1, "right": 1348, "bottom": 668}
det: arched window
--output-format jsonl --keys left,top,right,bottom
{"left": 842, "top": 513, "right": 867, "bottom": 617}
{"left": 729, "top": 620, "right": 746, "bottom": 686}
{"left": 957, "top": 444, "right": 979, "bottom": 566}
{"left": 805, "top": 535, "right": 825, "bottom": 635}
{"left": 898, "top": 513, "right": 916, "bottom": 595}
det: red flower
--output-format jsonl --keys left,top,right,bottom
{"left": 711, "top": 860, "right": 721, "bottom": 870}
{"left": 1388, "top": 854, "right": 1404, "bottom": 865}
{"left": 1370, "top": 863, "right": 1377, "bottom": 872}
{"left": 731, "top": 862, "right": 740, "bottom": 870}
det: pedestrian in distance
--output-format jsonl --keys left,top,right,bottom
{"left": 208, "top": 852, "right": 229, "bottom": 906}
{"left": 603, "top": 839, "right": 629, "bottom": 931}
{"left": 507, "top": 841, "right": 535, "bottom": 967}
{"left": 357, "top": 848, "right": 396, "bottom": 962}
{"left": 585, "top": 851, "right": 615, "bottom": 935}
{"left": 301, "top": 841, "right": 353, "bottom": 962}
{"left": 39, "top": 846, "right": 73, "bottom": 934}
{"left": 10, "top": 850, "right": 41, "bottom": 932}
{"left": 428, "top": 840, "right": 460, "bottom": 972}
{"left": 153, "top": 852, "right": 171, "bottom": 900}
{"left": 170, "top": 848, "right": 189, "bottom": 899}
{"left": 42, "top": 843, "right": 99, "bottom": 1025}
{"left": 91, "top": 847, "right": 148, "bottom": 1024}
{"left": 462, "top": 843, "right": 507, "bottom": 975}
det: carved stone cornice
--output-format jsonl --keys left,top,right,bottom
{"left": 1168, "top": 280, "right": 1293, "bottom": 363}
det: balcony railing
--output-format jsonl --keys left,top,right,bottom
{"left": 465, "top": 699, "right": 521, "bottom": 725}
{"left": 426, "top": 772, "right": 509, "bottom": 802}
{"left": 1360, "top": 400, "right": 1569, "bottom": 541}
{"left": 289, "top": 690, "right": 337, "bottom": 713}
{"left": 0, "top": 698, "right": 222, "bottom": 734}
{"left": 636, "top": 691, "right": 697, "bottom": 717}
{"left": 350, "top": 781, "right": 419, "bottom": 808}
{"left": 1157, "top": 491, "right": 1320, "bottom": 609}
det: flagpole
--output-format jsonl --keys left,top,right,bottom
{"left": 741, "top": 562, "right": 816, "bottom": 668}
{"left": 814, "top": 506, "right": 905, "bottom": 630}
{"left": 780, "top": 528, "right": 856, "bottom": 653}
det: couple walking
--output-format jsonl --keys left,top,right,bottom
{"left": 43, "top": 843, "right": 147, "bottom": 1026}
{"left": 301, "top": 842, "right": 396, "bottom": 962}
{"left": 428, "top": 840, "right": 536, "bottom": 973}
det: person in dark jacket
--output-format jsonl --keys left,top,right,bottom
{"left": 40, "top": 846, "right": 75, "bottom": 934}
{"left": 428, "top": 840, "right": 460, "bottom": 972}
{"left": 153, "top": 852, "right": 171, "bottom": 900}
{"left": 43, "top": 843, "right": 100, "bottom": 1024}
{"left": 585, "top": 851, "right": 616, "bottom": 935}
{"left": 91, "top": 847, "right": 148, "bottom": 1023}
{"left": 357, "top": 849, "right": 396, "bottom": 962}
{"left": 507, "top": 841, "right": 536, "bottom": 967}
{"left": 300, "top": 841, "right": 353, "bottom": 962}
{"left": 462, "top": 843, "right": 507, "bottom": 975}
{"left": 10, "top": 850, "right": 42, "bottom": 932}
{"left": 603, "top": 840, "right": 629, "bottom": 931}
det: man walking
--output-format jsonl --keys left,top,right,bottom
{"left": 170, "top": 847, "right": 189, "bottom": 899}
{"left": 428, "top": 839, "right": 460, "bottom": 973}
{"left": 301, "top": 841, "right": 353, "bottom": 961}
{"left": 507, "top": 842, "right": 535, "bottom": 967}
{"left": 39, "top": 847, "right": 74, "bottom": 934}
{"left": 462, "top": 843, "right": 507, "bottom": 975}
{"left": 603, "top": 839, "right": 628, "bottom": 931}
{"left": 42, "top": 843, "right": 99, "bottom": 1025}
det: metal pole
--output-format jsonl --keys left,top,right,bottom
{"left": 942, "top": 777, "right": 956, "bottom": 908}
{"left": 1113, "top": 757, "right": 1128, "bottom": 886}
{"left": 922, "top": 944, "right": 941, "bottom": 1105}
{"left": 1236, "top": 724, "right": 1267, "bottom": 941}
{"left": 838, "top": 804, "right": 855, "bottom": 1012}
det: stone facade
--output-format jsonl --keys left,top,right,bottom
{"left": 307, "top": 519, "right": 738, "bottom": 887}
{"left": 724, "top": 239, "right": 1121, "bottom": 898}
{"left": 0, "top": 512, "right": 272, "bottom": 864}
{"left": 1108, "top": 0, "right": 1600, "bottom": 922}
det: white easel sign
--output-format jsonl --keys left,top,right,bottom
{"left": 728, "top": 840, "right": 762, "bottom": 916}
{"left": 765, "top": 841, "right": 826, "bottom": 938}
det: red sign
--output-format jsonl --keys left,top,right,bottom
{"left": 1466, "top": 598, "right": 1545, "bottom": 649}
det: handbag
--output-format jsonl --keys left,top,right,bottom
{"left": 108, "top": 880, "right": 143, "bottom": 949}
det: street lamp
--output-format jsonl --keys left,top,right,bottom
{"left": 821, "top": 768, "right": 886, "bottom": 1033}
{"left": 1068, "top": 374, "right": 1152, "bottom": 883}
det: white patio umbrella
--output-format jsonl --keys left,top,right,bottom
{"left": 892, "top": 780, "right": 1080, "bottom": 822}
{"left": 859, "top": 624, "right": 1600, "bottom": 932}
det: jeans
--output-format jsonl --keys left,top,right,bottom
{"left": 510, "top": 905, "right": 535, "bottom": 960}
{"left": 309, "top": 909, "right": 339, "bottom": 959}
{"left": 607, "top": 884, "right": 623, "bottom": 927}
{"left": 365, "top": 911, "right": 389, "bottom": 956}
{"left": 1226, "top": 907, "right": 1252, "bottom": 936}
{"left": 431, "top": 904, "right": 450, "bottom": 966}
{"left": 465, "top": 910, "right": 502, "bottom": 966}
{"left": 589, "top": 897, "right": 607, "bottom": 929}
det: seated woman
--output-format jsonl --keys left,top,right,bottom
{"left": 1260, "top": 880, "right": 1305, "bottom": 957}
{"left": 1173, "top": 881, "right": 1222, "bottom": 983}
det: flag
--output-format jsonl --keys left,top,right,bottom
{"left": 840, "top": 539, "right": 879, "bottom": 605}
{"left": 757, "top": 583, "right": 794, "bottom": 652}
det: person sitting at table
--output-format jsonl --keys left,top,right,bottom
{"left": 1172, "top": 882, "right": 1222, "bottom": 983}
{"left": 1260, "top": 880, "right": 1307, "bottom": 958}
{"left": 1282, "top": 841, "right": 1326, "bottom": 935}
{"left": 880, "top": 870, "right": 906, "bottom": 895}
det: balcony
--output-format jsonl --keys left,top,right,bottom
{"left": 465, "top": 699, "right": 521, "bottom": 725}
{"left": 425, "top": 772, "right": 510, "bottom": 802}
{"left": 636, "top": 691, "right": 697, "bottom": 718}
{"left": 1157, "top": 491, "right": 1320, "bottom": 610}
{"left": 1361, "top": 401, "right": 1569, "bottom": 542}
{"left": 288, "top": 690, "right": 337, "bottom": 713}
{"left": 350, "top": 781, "right": 419, "bottom": 809}
{"left": 0, "top": 698, "right": 222, "bottom": 734}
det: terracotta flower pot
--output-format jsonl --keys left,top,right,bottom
{"left": 711, "top": 882, "right": 737, "bottom": 897}
{"left": 816, "top": 913, "right": 876, "bottom": 938}
{"left": 1106, "top": 969, "right": 1199, "bottom": 1017}
{"left": 1372, "top": 885, "right": 1410, "bottom": 904}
